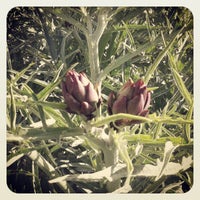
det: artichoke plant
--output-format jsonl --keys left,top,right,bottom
{"left": 61, "top": 70, "right": 99, "bottom": 118}
{"left": 108, "top": 79, "right": 151, "bottom": 126}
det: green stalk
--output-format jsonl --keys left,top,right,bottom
{"left": 102, "top": 133, "right": 121, "bottom": 192}
{"left": 91, "top": 114, "right": 152, "bottom": 127}
{"left": 114, "top": 134, "right": 134, "bottom": 191}
{"left": 91, "top": 113, "right": 192, "bottom": 128}
{"left": 144, "top": 27, "right": 185, "bottom": 84}
{"left": 184, "top": 104, "right": 193, "bottom": 143}
{"left": 153, "top": 102, "right": 169, "bottom": 139}
{"left": 85, "top": 128, "right": 121, "bottom": 192}
{"left": 23, "top": 84, "right": 47, "bottom": 129}
{"left": 85, "top": 8, "right": 110, "bottom": 90}
{"left": 171, "top": 67, "right": 192, "bottom": 106}
{"left": 9, "top": 85, "right": 16, "bottom": 131}
{"left": 83, "top": 8, "right": 112, "bottom": 119}
{"left": 27, "top": 150, "right": 68, "bottom": 192}
{"left": 161, "top": 30, "right": 193, "bottom": 106}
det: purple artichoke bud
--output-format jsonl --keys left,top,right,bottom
{"left": 85, "top": 83, "right": 99, "bottom": 103}
{"left": 63, "top": 92, "right": 81, "bottom": 114}
{"left": 79, "top": 72, "right": 90, "bottom": 86}
{"left": 107, "top": 79, "right": 151, "bottom": 126}
{"left": 112, "top": 96, "right": 127, "bottom": 114}
{"left": 118, "top": 79, "right": 134, "bottom": 99}
{"left": 62, "top": 70, "right": 99, "bottom": 118}
{"left": 80, "top": 102, "right": 94, "bottom": 116}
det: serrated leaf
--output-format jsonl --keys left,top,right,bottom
{"left": 156, "top": 141, "right": 178, "bottom": 180}
{"left": 7, "top": 153, "right": 24, "bottom": 167}
{"left": 112, "top": 184, "right": 132, "bottom": 193}
{"left": 171, "top": 67, "right": 192, "bottom": 105}
{"left": 49, "top": 163, "right": 127, "bottom": 183}
{"left": 132, "top": 156, "right": 192, "bottom": 178}
{"left": 20, "top": 127, "right": 85, "bottom": 141}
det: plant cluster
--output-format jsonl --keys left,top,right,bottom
{"left": 7, "top": 7, "right": 193, "bottom": 193}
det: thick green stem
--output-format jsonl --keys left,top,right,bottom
{"left": 84, "top": 8, "right": 111, "bottom": 119}
{"left": 85, "top": 128, "right": 121, "bottom": 192}
{"left": 85, "top": 8, "right": 110, "bottom": 92}
{"left": 87, "top": 37, "right": 100, "bottom": 84}
{"left": 102, "top": 133, "right": 121, "bottom": 192}
{"left": 84, "top": 8, "right": 122, "bottom": 192}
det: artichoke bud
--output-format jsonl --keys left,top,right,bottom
{"left": 108, "top": 79, "right": 151, "bottom": 126}
{"left": 62, "top": 70, "right": 100, "bottom": 118}
{"left": 112, "top": 96, "right": 127, "bottom": 114}
{"left": 85, "top": 83, "right": 99, "bottom": 103}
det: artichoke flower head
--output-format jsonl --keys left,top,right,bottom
{"left": 108, "top": 79, "right": 151, "bottom": 126}
{"left": 62, "top": 70, "right": 99, "bottom": 119}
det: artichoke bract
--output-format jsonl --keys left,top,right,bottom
{"left": 108, "top": 79, "right": 151, "bottom": 126}
{"left": 61, "top": 70, "right": 99, "bottom": 118}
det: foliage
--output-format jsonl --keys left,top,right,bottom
{"left": 7, "top": 7, "right": 193, "bottom": 193}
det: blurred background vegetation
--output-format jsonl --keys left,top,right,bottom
{"left": 7, "top": 7, "right": 193, "bottom": 193}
